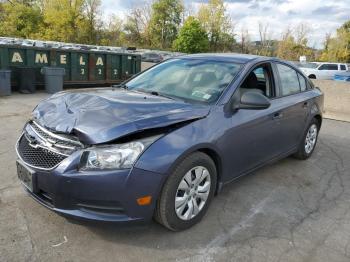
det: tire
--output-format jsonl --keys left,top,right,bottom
{"left": 155, "top": 152, "right": 217, "bottom": 231}
{"left": 293, "top": 118, "right": 320, "bottom": 160}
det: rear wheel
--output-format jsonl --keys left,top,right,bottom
{"left": 155, "top": 152, "right": 217, "bottom": 231}
{"left": 294, "top": 118, "right": 319, "bottom": 160}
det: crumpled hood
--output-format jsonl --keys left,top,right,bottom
{"left": 32, "top": 88, "right": 210, "bottom": 144}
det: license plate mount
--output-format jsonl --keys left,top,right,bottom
{"left": 17, "top": 161, "right": 34, "bottom": 192}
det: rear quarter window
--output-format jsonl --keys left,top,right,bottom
{"left": 297, "top": 73, "right": 307, "bottom": 91}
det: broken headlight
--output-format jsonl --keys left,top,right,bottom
{"left": 79, "top": 136, "right": 161, "bottom": 170}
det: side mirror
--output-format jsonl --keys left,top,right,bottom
{"left": 239, "top": 92, "right": 271, "bottom": 110}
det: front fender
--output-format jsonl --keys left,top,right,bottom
{"left": 134, "top": 116, "right": 225, "bottom": 177}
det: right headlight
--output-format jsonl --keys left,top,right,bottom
{"left": 79, "top": 135, "right": 161, "bottom": 171}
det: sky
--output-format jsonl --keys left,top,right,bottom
{"left": 100, "top": 0, "right": 350, "bottom": 49}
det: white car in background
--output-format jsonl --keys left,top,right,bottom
{"left": 300, "top": 62, "right": 349, "bottom": 80}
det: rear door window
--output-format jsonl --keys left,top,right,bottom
{"left": 340, "top": 64, "right": 346, "bottom": 71}
{"left": 276, "top": 64, "right": 300, "bottom": 96}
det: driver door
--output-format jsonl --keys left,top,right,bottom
{"left": 221, "top": 63, "right": 288, "bottom": 179}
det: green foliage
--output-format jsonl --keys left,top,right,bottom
{"left": 38, "top": 0, "right": 89, "bottom": 43}
{"left": 173, "top": 16, "right": 209, "bottom": 53}
{"left": 320, "top": 21, "right": 350, "bottom": 62}
{"left": 197, "top": 0, "right": 235, "bottom": 52}
{"left": 149, "top": 0, "right": 184, "bottom": 49}
{"left": 99, "top": 15, "right": 126, "bottom": 46}
{"left": 0, "top": 2, "right": 43, "bottom": 38}
{"left": 0, "top": 0, "right": 104, "bottom": 45}
{"left": 0, "top": 0, "right": 235, "bottom": 52}
{"left": 84, "top": 0, "right": 102, "bottom": 44}
{"left": 2, "top": 0, "right": 348, "bottom": 62}
{"left": 276, "top": 25, "right": 315, "bottom": 61}
{"left": 124, "top": 4, "right": 152, "bottom": 48}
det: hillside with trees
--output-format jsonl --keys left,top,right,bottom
{"left": 0, "top": 0, "right": 349, "bottom": 62}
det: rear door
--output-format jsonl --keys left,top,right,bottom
{"left": 317, "top": 63, "right": 338, "bottom": 79}
{"left": 272, "top": 63, "right": 309, "bottom": 152}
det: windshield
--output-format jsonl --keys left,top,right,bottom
{"left": 125, "top": 58, "right": 242, "bottom": 104}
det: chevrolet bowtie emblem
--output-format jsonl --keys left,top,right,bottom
{"left": 26, "top": 133, "right": 55, "bottom": 149}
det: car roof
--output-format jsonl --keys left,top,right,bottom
{"left": 319, "top": 62, "right": 346, "bottom": 65}
{"left": 178, "top": 53, "right": 274, "bottom": 64}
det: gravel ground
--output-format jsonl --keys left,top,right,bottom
{"left": 1, "top": 92, "right": 350, "bottom": 262}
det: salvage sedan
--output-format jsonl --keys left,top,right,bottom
{"left": 16, "top": 54, "right": 323, "bottom": 231}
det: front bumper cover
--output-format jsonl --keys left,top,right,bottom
{"left": 19, "top": 159, "right": 165, "bottom": 223}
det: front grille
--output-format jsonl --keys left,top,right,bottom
{"left": 17, "top": 135, "right": 66, "bottom": 169}
{"left": 29, "top": 121, "right": 82, "bottom": 155}
{"left": 16, "top": 121, "right": 83, "bottom": 170}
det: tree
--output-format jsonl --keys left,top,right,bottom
{"left": 0, "top": 1, "right": 43, "bottom": 38}
{"left": 320, "top": 21, "right": 350, "bottom": 62}
{"left": 238, "top": 27, "right": 252, "bottom": 54}
{"left": 99, "top": 15, "right": 125, "bottom": 46}
{"left": 173, "top": 16, "right": 209, "bottom": 53}
{"left": 256, "top": 22, "right": 274, "bottom": 56}
{"left": 276, "top": 24, "right": 314, "bottom": 61}
{"left": 38, "top": 0, "right": 87, "bottom": 43}
{"left": 124, "top": 3, "right": 152, "bottom": 47}
{"left": 197, "top": 0, "right": 235, "bottom": 52}
{"left": 149, "top": 0, "right": 184, "bottom": 49}
{"left": 83, "top": 0, "right": 102, "bottom": 44}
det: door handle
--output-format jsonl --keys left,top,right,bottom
{"left": 272, "top": 112, "right": 283, "bottom": 120}
{"left": 303, "top": 102, "right": 309, "bottom": 108}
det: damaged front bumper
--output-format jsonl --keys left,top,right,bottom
{"left": 16, "top": 120, "right": 166, "bottom": 223}
{"left": 17, "top": 157, "right": 165, "bottom": 223}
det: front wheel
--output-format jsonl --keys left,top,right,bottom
{"left": 155, "top": 152, "right": 217, "bottom": 231}
{"left": 294, "top": 118, "right": 319, "bottom": 160}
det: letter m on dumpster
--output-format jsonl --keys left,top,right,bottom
{"left": 35, "top": 53, "right": 49, "bottom": 65}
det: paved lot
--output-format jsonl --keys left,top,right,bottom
{"left": 1, "top": 93, "right": 350, "bottom": 262}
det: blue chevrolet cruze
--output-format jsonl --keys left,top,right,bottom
{"left": 16, "top": 54, "right": 323, "bottom": 231}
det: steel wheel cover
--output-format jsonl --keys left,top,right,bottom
{"left": 175, "top": 166, "right": 211, "bottom": 221}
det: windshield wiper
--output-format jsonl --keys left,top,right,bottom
{"left": 150, "top": 91, "right": 180, "bottom": 101}
{"left": 136, "top": 89, "right": 178, "bottom": 101}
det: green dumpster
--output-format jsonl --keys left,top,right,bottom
{"left": 0, "top": 45, "right": 141, "bottom": 88}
